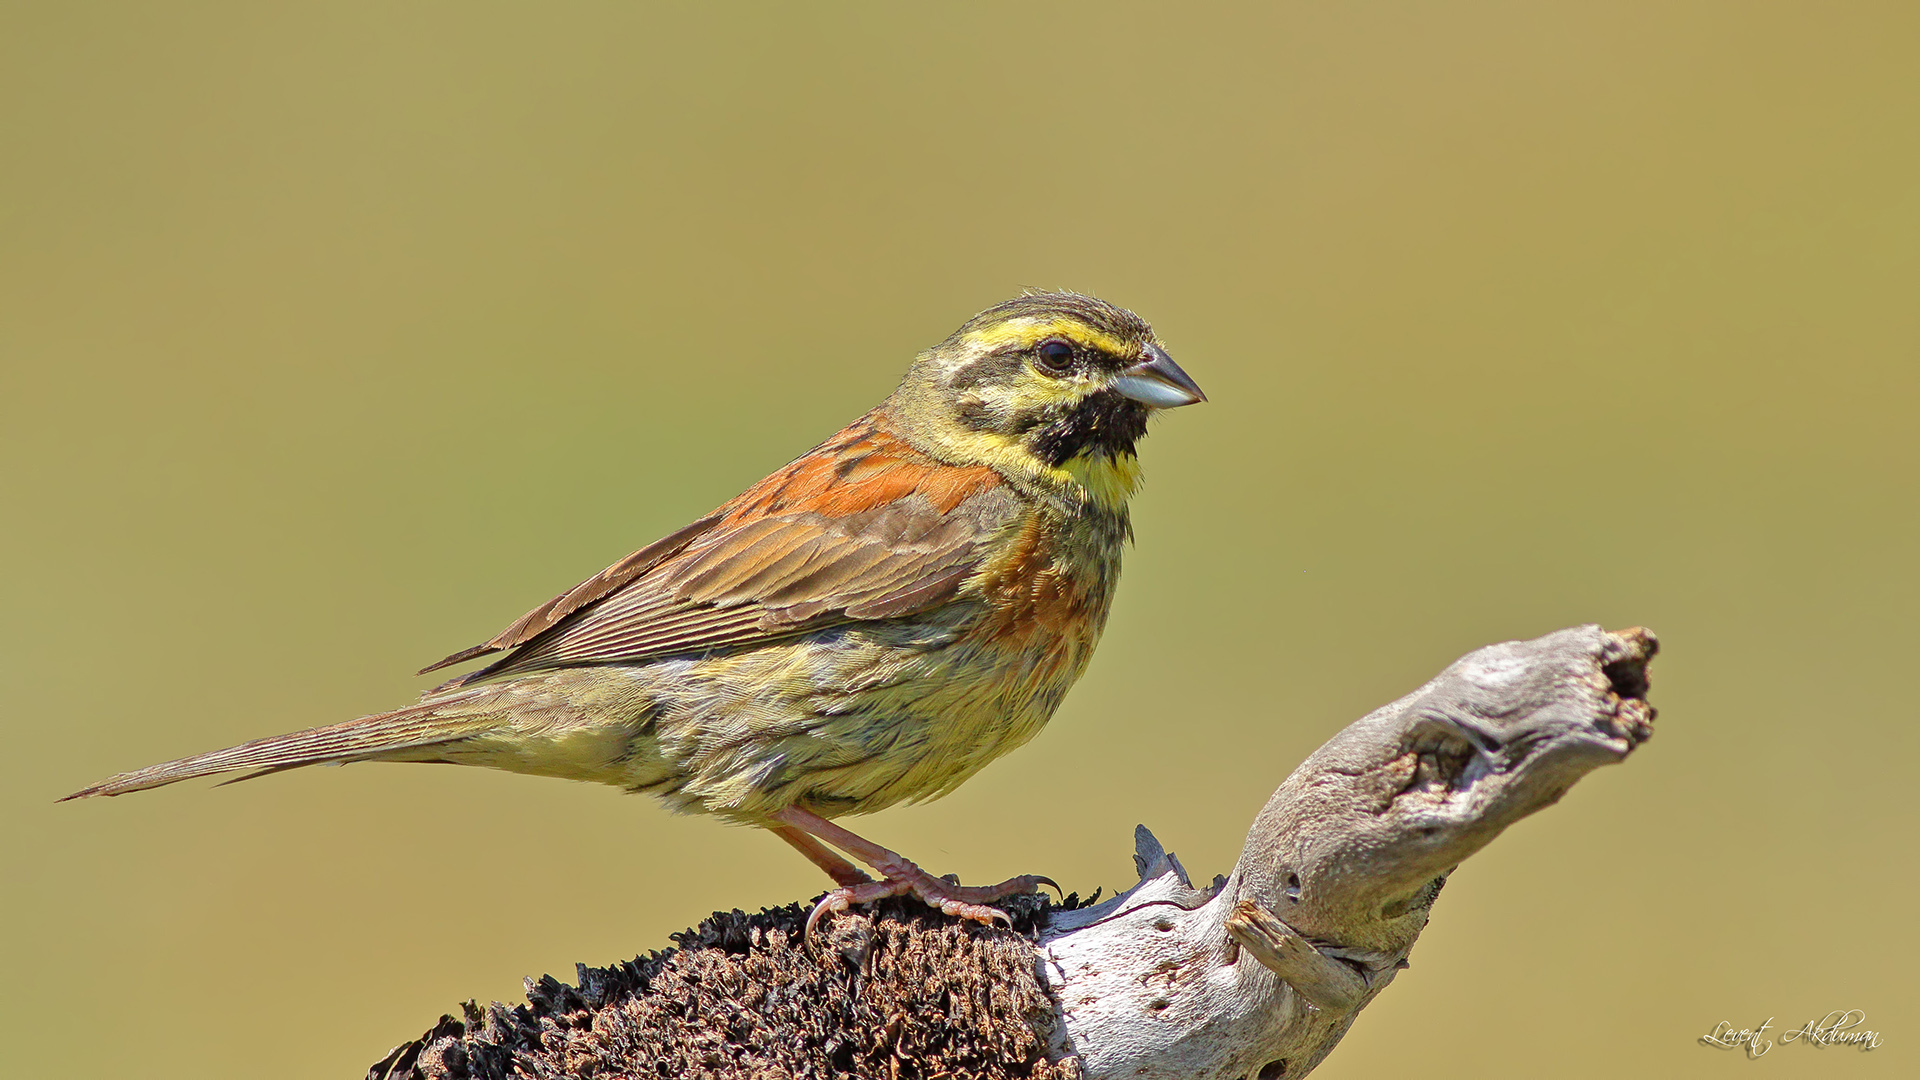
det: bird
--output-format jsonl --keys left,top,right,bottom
{"left": 64, "top": 291, "right": 1206, "bottom": 931}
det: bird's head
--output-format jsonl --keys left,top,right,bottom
{"left": 889, "top": 292, "right": 1205, "bottom": 507}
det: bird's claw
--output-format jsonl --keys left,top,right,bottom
{"left": 804, "top": 865, "right": 1050, "bottom": 937}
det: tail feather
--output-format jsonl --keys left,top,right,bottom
{"left": 61, "top": 698, "right": 497, "bottom": 801}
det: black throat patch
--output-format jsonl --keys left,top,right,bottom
{"left": 1028, "top": 389, "right": 1150, "bottom": 468}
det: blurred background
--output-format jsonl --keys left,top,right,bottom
{"left": 3, "top": 2, "right": 1914, "bottom": 1076}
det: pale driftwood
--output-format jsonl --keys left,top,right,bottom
{"left": 1037, "top": 623, "right": 1657, "bottom": 1079}
{"left": 372, "top": 624, "right": 1657, "bottom": 1080}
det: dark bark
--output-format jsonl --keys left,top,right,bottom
{"left": 368, "top": 894, "right": 1081, "bottom": 1080}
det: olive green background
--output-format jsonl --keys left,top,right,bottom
{"left": 4, "top": 3, "right": 1914, "bottom": 1076}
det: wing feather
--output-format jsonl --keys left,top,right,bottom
{"left": 419, "top": 513, "right": 724, "bottom": 674}
{"left": 432, "top": 414, "right": 1018, "bottom": 687}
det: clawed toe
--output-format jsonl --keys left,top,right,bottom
{"left": 929, "top": 873, "right": 1055, "bottom": 905}
{"left": 774, "top": 806, "right": 1054, "bottom": 938}
{"left": 804, "top": 866, "right": 1051, "bottom": 936}
{"left": 930, "top": 896, "right": 1014, "bottom": 926}
{"left": 805, "top": 877, "right": 910, "bottom": 937}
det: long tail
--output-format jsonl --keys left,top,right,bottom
{"left": 60, "top": 694, "right": 500, "bottom": 801}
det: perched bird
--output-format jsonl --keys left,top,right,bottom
{"left": 65, "top": 291, "right": 1205, "bottom": 929}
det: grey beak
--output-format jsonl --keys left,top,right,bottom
{"left": 1112, "top": 345, "right": 1206, "bottom": 408}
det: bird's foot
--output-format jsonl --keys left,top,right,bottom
{"left": 771, "top": 805, "right": 1057, "bottom": 936}
{"left": 805, "top": 863, "right": 1057, "bottom": 937}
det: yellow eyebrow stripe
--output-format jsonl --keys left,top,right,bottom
{"left": 961, "top": 317, "right": 1132, "bottom": 357}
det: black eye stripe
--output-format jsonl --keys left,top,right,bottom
{"left": 947, "top": 352, "right": 1026, "bottom": 391}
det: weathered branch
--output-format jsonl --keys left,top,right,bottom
{"left": 370, "top": 624, "right": 1657, "bottom": 1080}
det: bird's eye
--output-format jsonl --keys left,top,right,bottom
{"left": 1035, "top": 338, "right": 1075, "bottom": 375}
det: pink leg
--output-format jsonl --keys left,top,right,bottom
{"left": 771, "top": 805, "right": 1057, "bottom": 935}
{"left": 771, "top": 824, "right": 872, "bottom": 887}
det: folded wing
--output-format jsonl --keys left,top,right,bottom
{"left": 427, "top": 415, "right": 1020, "bottom": 688}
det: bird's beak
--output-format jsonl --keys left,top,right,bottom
{"left": 1112, "top": 345, "right": 1207, "bottom": 408}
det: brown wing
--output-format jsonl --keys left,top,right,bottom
{"left": 426, "top": 412, "right": 1019, "bottom": 688}
{"left": 418, "top": 513, "right": 726, "bottom": 674}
